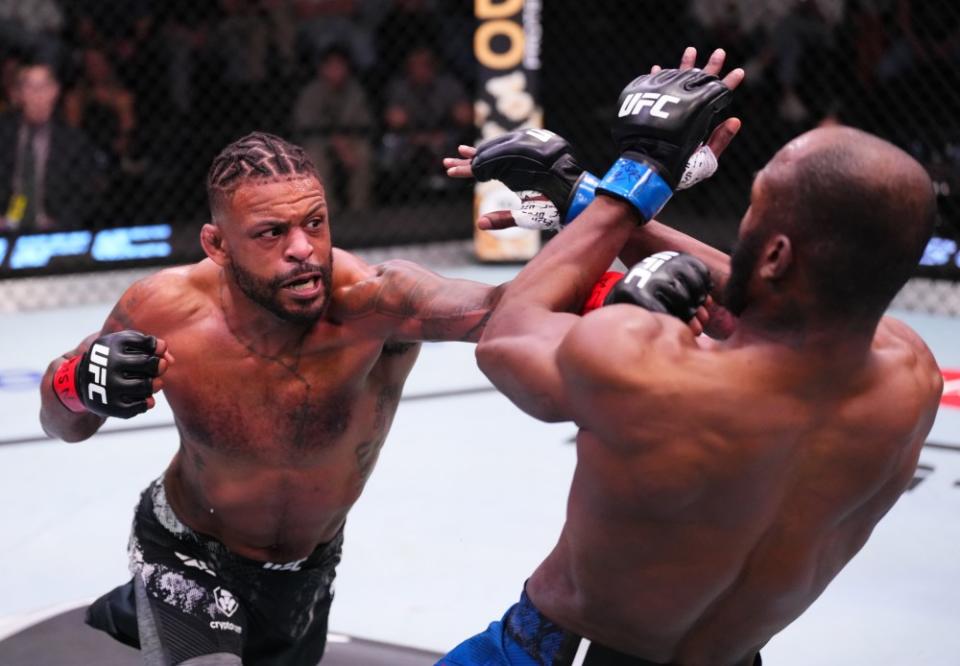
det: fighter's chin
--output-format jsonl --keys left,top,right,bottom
{"left": 276, "top": 293, "right": 328, "bottom": 324}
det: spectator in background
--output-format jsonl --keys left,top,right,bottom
{"left": 0, "top": 0, "right": 64, "bottom": 61}
{"left": 294, "top": 0, "right": 379, "bottom": 73}
{"left": 63, "top": 47, "right": 136, "bottom": 170}
{"left": 0, "top": 52, "right": 19, "bottom": 112}
{"left": 0, "top": 59, "right": 100, "bottom": 232}
{"left": 293, "top": 46, "right": 373, "bottom": 212}
{"left": 382, "top": 45, "right": 472, "bottom": 192}
{"left": 877, "top": 1, "right": 960, "bottom": 81}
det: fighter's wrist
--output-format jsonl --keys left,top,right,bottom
{"left": 53, "top": 356, "right": 87, "bottom": 414}
{"left": 563, "top": 171, "right": 600, "bottom": 225}
{"left": 596, "top": 158, "right": 673, "bottom": 224}
{"left": 582, "top": 271, "right": 625, "bottom": 315}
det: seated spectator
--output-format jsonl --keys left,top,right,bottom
{"left": 294, "top": 0, "right": 377, "bottom": 72}
{"left": 293, "top": 47, "right": 373, "bottom": 212}
{"left": 0, "top": 59, "right": 101, "bottom": 232}
{"left": 878, "top": 0, "right": 960, "bottom": 81}
{"left": 381, "top": 45, "right": 472, "bottom": 192}
{"left": 63, "top": 47, "right": 136, "bottom": 169}
{"left": 0, "top": 0, "right": 63, "bottom": 62}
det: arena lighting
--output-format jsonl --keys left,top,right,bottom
{"left": 919, "top": 235, "right": 959, "bottom": 268}
{"left": 1, "top": 224, "right": 172, "bottom": 271}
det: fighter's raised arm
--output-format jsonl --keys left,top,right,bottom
{"left": 443, "top": 47, "right": 743, "bottom": 296}
{"left": 475, "top": 59, "right": 734, "bottom": 422}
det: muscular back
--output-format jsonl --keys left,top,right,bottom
{"left": 531, "top": 309, "right": 942, "bottom": 665}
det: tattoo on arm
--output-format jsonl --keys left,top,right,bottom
{"left": 338, "top": 261, "right": 503, "bottom": 342}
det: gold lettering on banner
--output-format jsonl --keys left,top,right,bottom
{"left": 474, "top": 20, "right": 525, "bottom": 70}
{"left": 475, "top": 0, "right": 523, "bottom": 19}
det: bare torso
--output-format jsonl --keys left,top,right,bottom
{"left": 530, "top": 313, "right": 941, "bottom": 665}
{"left": 122, "top": 257, "right": 421, "bottom": 562}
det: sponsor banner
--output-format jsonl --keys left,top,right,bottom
{"left": 473, "top": 0, "right": 543, "bottom": 262}
{"left": 0, "top": 223, "right": 202, "bottom": 279}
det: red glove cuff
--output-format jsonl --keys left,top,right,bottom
{"left": 53, "top": 356, "right": 86, "bottom": 413}
{"left": 582, "top": 271, "right": 624, "bottom": 315}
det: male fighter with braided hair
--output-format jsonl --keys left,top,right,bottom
{"left": 38, "top": 130, "right": 515, "bottom": 666}
{"left": 438, "top": 49, "right": 943, "bottom": 666}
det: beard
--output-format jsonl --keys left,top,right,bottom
{"left": 723, "top": 229, "right": 767, "bottom": 317}
{"left": 229, "top": 253, "right": 333, "bottom": 325}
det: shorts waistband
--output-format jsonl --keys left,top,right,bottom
{"left": 141, "top": 476, "right": 343, "bottom": 573}
{"left": 506, "top": 588, "right": 761, "bottom": 666}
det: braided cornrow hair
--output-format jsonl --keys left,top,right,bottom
{"left": 207, "top": 132, "right": 320, "bottom": 215}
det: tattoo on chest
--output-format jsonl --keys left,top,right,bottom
{"left": 218, "top": 280, "right": 351, "bottom": 447}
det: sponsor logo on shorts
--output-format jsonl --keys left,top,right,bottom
{"left": 214, "top": 586, "right": 239, "bottom": 618}
{"left": 209, "top": 620, "right": 242, "bottom": 634}
{"left": 263, "top": 557, "right": 306, "bottom": 572}
{"left": 175, "top": 551, "right": 216, "bottom": 576}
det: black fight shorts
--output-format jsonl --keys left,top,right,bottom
{"left": 86, "top": 477, "right": 343, "bottom": 666}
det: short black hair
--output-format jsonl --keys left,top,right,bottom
{"left": 206, "top": 131, "right": 320, "bottom": 216}
{"left": 766, "top": 132, "right": 936, "bottom": 322}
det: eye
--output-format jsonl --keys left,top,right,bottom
{"left": 258, "top": 227, "right": 282, "bottom": 239}
{"left": 306, "top": 218, "right": 325, "bottom": 230}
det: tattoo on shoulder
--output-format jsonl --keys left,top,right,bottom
{"left": 340, "top": 261, "right": 499, "bottom": 341}
{"left": 103, "top": 299, "right": 136, "bottom": 333}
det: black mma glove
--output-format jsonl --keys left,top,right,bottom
{"left": 471, "top": 128, "right": 600, "bottom": 226}
{"left": 53, "top": 330, "right": 161, "bottom": 419}
{"left": 582, "top": 251, "right": 712, "bottom": 322}
{"left": 597, "top": 68, "right": 732, "bottom": 222}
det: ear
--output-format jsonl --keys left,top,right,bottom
{"left": 200, "top": 223, "right": 228, "bottom": 266}
{"left": 759, "top": 234, "right": 792, "bottom": 281}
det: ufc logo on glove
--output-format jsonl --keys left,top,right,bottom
{"left": 86, "top": 344, "right": 110, "bottom": 405}
{"left": 618, "top": 93, "right": 681, "bottom": 119}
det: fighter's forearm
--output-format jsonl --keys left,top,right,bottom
{"left": 39, "top": 351, "right": 106, "bottom": 443}
{"left": 490, "top": 196, "right": 640, "bottom": 322}
{"left": 620, "top": 220, "right": 731, "bottom": 295}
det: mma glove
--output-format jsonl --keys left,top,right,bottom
{"left": 598, "top": 68, "right": 732, "bottom": 222}
{"left": 471, "top": 127, "right": 723, "bottom": 231}
{"left": 582, "top": 251, "right": 712, "bottom": 322}
{"left": 53, "top": 330, "right": 161, "bottom": 419}
{"left": 471, "top": 129, "right": 600, "bottom": 227}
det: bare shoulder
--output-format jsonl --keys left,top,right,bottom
{"left": 557, "top": 306, "right": 699, "bottom": 388}
{"left": 103, "top": 260, "right": 213, "bottom": 334}
{"left": 332, "top": 248, "right": 376, "bottom": 289}
{"left": 875, "top": 315, "right": 943, "bottom": 409}
{"left": 331, "top": 251, "right": 440, "bottom": 320}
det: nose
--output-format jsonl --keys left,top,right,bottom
{"left": 283, "top": 227, "right": 314, "bottom": 263}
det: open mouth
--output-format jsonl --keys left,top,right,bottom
{"left": 281, "top": 273, "right": 322, "bottom": 297}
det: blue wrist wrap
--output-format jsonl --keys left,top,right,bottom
{"left": 563, "top": 171, "right": 600, "bottom": 225}
{"left": 596, "top": 158, "right": 673, "bottom": 223}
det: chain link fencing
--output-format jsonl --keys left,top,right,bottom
{"left": 1, "top": 0, "right": 958, "bottom": 311}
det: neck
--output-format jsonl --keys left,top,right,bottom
{"left": 218, "top": 270, "right": 315, "bottom": 357}
{"left": 728, "top": 307, "right": 878, "bottom": 371}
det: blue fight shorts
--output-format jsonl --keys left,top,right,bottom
{"left": 437, "top": 587, "right": 762, "bottom": 666}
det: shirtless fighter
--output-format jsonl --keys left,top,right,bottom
{"left": 439, "top": 55, "right": 943, "bottom": 665}
{"left": 39, "top": 132, "right": 507, "bottom": 665}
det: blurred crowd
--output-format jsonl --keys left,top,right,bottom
{"left": 0, "top": 0, "right": 475, "bottom": 233}
{"left": 2, "top": 0, "right": 958, "bottom": 235}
